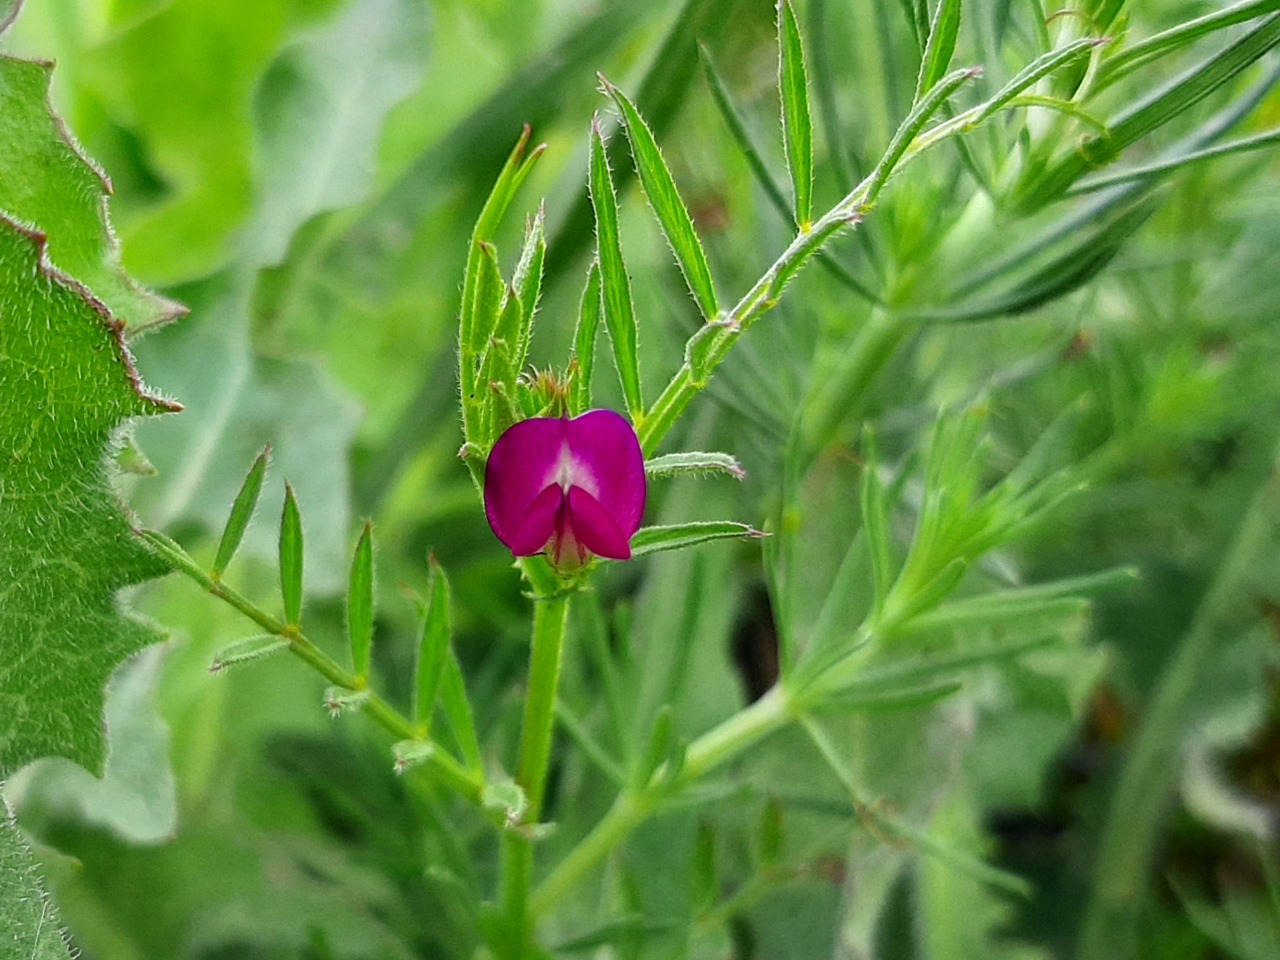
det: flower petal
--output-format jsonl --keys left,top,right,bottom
{"left": 506, "top": 483, "right": 563, "bottom": 557}
{"left": 484, "top": 416, "right": 568, "bottom": 551}
{"left": 564, "top": 410, "right": 646, "bottom": 538}
{"left": 567, "top": 485, "right": 631, "bottom": 560}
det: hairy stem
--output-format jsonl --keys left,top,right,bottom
{"left": 501, "top": 590, "right": 572, "bottom": 956}
{"left": 139, "top": 530, "right": 484, "bottom": 806}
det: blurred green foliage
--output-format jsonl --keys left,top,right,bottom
{"left": 3, "top": 0, "right": 1280, "bottom": 957}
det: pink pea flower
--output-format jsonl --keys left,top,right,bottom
{"left": 484, "top": 409, "right": 647, "bottom": 567}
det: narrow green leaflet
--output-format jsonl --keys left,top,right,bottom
{"left": 0, "top": 57, "right": 185, "bottom": 330}
{"left": 0, "top": 218, "right": 180, "bottom": 777}
{"left": 212, "top": 445, "right": 270, "bottom": 577}
{"left": 602, "top": 76, "right": 720, "bottom": 321}
{"left": 644, "top": 451, "right": 745, "bottom": 480}
{"left": 460, "top": 127, "right": 544, "bottom": 442}
{"left": 588, "top": 115, "right": 644, "bottom": 420}
{"left": 347, "top": 522, "right": 375, "bottom": 680}
{"left": 570, "top": 261, "right": 602, "bottom": 415}
{"left": 279, "top": 483, "right": 304, "bottom": 626}
{"left": 915, "top": 0, "right": 962, "bottom": 98}
{"left": 209, "top": 634, "right": 290, "bottom": 674}
{"left": 413, "top": 558, "right": 451, "bottom": 734}
{"left": 629, "top": 521, "right": 766, "bottom": 558}
{"left": 0, "top": 802, "right": 69, "bottom": 960}
{"left": 511, "top": 205, "right": 546, "bottom": 368}
{"left": 777, "top": 0, "right": 814, "bottom": 227}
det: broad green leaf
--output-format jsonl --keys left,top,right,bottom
{"left": 245, "top": 0, "right": 432, "bottom": 267}
{"left": 777, "top": 0, "right": 814, "bottom": 227}
{"left": 588, "top": 115, "right": 644, "bottom": 421}
{"left": 212, "top": 445, "right": 270, "bottom": 578}
{"left": 6, "top": 645, "right": 177, "bottom": 845}
{"left": 0, "top": 801, "right": 69, "bottom": 960}
{"left": 0, "top": 217, "right": 178, "bottom": 777}
{"left": 629, "top": 521, "right": 766, "bottom": 558}
{"left": 279, "top": 483, "right": 304, "bottom": 626}
{"left": 346, "top": 522, "right": 374, "bottom": 680}
{"left": 915, "top": 0, "right": 962, "bottom": 98}
{"left": 602, "top": 76, "right": 720, "bottom": 321}
{"left": 76, "top": 0, "right": 337, "bottom": 283}
{"left": 413, "top": 558, "right": 451, "bottom": 734}
{"left": 0, "top": 57, "right": 184, "bottom": 329}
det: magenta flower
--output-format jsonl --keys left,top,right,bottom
{"left": 484, "top": 409, "right": 647, "bottom": 567}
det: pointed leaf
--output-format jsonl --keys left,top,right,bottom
{"left": 629, "top": 521, "right": 766, "bottom": 558}
{"left": 209, "top": 635, "right": 290, "bottom": 674}
{"left": 644, "top": 451, "right": 745, "bottom": 480}
{"left": 601, "top": 75, "right": 720, "bottom": 321}
{"left": 414, "top": 558, "right": 452, "bottom": 734}
{"left": 0, "top": 218, "right": 179, "bottom": 778}
{"left": 347, "top": 522, "right": 375, "bottom": 680}
{"left": 915, "top": 0, "right": 963, "bottom": 98}
{"left": 570, "top": 261, "right": 603, "bottom": 415}
{"left": 777, "top": 0, "right": 814, "bottom": 227}
{"left": 632, "top": 522, "right": 768, "bottom": 560}
{"left": 588, "top": 114, "right": 644, "bottom": 420}
{"left": 511, "top": 204, "right": 547, "bottom": 369}
{"left": 441, "top": 649, "right": 483, "bottom": 774}
{"left": 279, "top": 483, "right": 305, "bottom": 626}
{"left": 460, "top": 126, "right": 545, "bottom": 439}
{"left": 212, "top": 446, "right": 270, "bottom": 577}
{"left": 0, "top": 57, "right": 184, "bottom": 330}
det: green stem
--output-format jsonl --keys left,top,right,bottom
{"left": 501, "top": 590, "right": 572, "bottom": 956}
{"left": 139, "top": 530, "right": 485, "bottom": 806}
{"left": 530, "top": 683, "right": 794, "bottom": 918}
